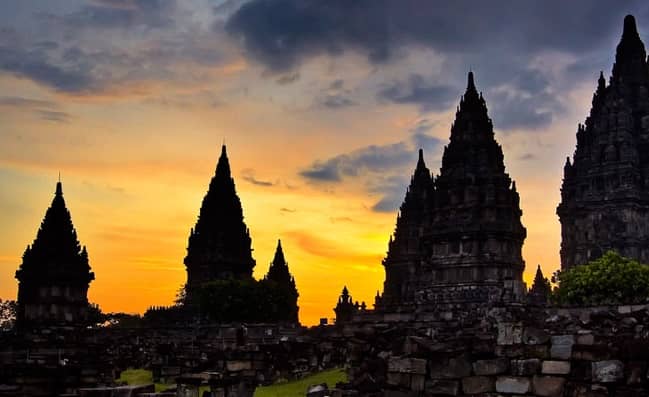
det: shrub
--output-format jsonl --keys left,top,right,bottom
{"left": 552, "top": 250, "right": 649, "bottom": 305}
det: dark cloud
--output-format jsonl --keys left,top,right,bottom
{"left": 315, "top": 79, "right": 357, "bottom": 109}
{"left": 0, "top": 46, "right": 95, "bottom": 93}
{"left": 368, "top": 175, "right": 409, "bottom": 213}
{"left": 57, "top": 0, "right": 177, "bottom": 29}
{"left": 378, "top": 74, "right": 455, "bottom": 112}
{"left": 300, "top": 132, "right": 442, "bottom": 212}
{"left": 226, "top": 0, "right": 646, "bottom": 72}
{"left": 276, "top": 72, "right": 300, "bottom": 85}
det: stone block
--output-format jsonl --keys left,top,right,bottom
{"left": 551, "top": 335, "right": 575, "bottom": 346}
{"left": 425, "top": 379, "right": 459, "bottom": 396}
{"left": 625, "top": 361, "right": 646, "bottom": 385}
{"left": 410, "top": 374, "right": 425, "bottom": 392}
{"left": 473, "top": 358, "right": 509, "bottom": 375}
{"left": 511, "top": 359, "right": 541, "bottom": 376}
{"left": 461, "top": 376, "right": 495, "bottom": 394}
{"left": 523, "top": 327, "right": 550, "bottom": 345}
{"left": 495, "top": 376, "right": 531, "bottom": 394}
{"left": 497, "top": 322, "right": 523, "bottom": 345}
{"left": 592, "top": 360, "right": 624, "bottom": 383}
{"left": 226, "top": 360, "right": 252, "bottom": 372}
{"left": 576, "top": 333, "right": 595, "bottom": 346}
{"left": 387, "top": 357, "right": 427, "bottom": 375}
{"left": 550, "top": 344, "right": 572, "bottom": 360}
{"left": 429, "top": 355, "right": 472, "bottom": 379}
{"left": 541, "top": 361, "right": 571, "bottom": 375}
{"left": 532, "top": 376, "right": 565, "bottom": 397}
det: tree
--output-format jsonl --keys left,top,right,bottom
{"left": 552, "top": 250, "right": 649, "bottom": 305}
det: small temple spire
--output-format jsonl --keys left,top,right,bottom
{"left": 467, "top": 71, "right": 476, "bottom": 93}
{"left": 623, "top": 14, "right": 639, "bottom": 39}
{"left": 55, "top": 181, "right": 63, "bottom": 197}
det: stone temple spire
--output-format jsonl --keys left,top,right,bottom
{"left": 558, "top": 15, "right": 649, "bottom": 269}
{"left": 15, "top": 181, "right": 94, "bottom": 329}
{"left": 264, "top": 239, "right": 299, "bottom": 323}
{"left": 380, "top": 148, "right": 433, "bottom": 308}
{"left": 423, "top": 71, "right": 526, "bottom": 304}
{"left": 527, "top": 265, "right": 551, "bottom": 306}
{"left": 612, "top": 15, "right": 648, "bottom": 85}
{"left": 184, "top": 145, "right": 256, "bottom": 301}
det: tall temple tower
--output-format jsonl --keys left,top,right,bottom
{"left": 264, "top": 240, "right": 299, "bottom": 323}
{"left": 184, "top": 145, "right": 255, "bottom": 301}
{"left": 558, "top": 15, "right": 649, "bottom": 269}
{"left": 381, "top": 149, "right": 433, "bottom": 309}
{"left": 420, "top": 72, "right": 526, "bottom": 304}
{"left": 15, "top": 181, "right": 95, "bottom": 329}
{"left": 379, "top": 72, "right": 527, "bottom": 309}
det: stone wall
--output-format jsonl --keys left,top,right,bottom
{"left": 334, "top": 304, "right": 649, "bottom": 396}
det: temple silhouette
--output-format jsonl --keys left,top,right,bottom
{"left": 184, "top": 145, "right": 256, "bottom": 303}
{"left": 558, "top": 15, "right": 649, "bottom": 269}
{"left": 14, "top": 181, "right": 94, "bottom": 330}
{"left": 379, "top": 72, "right": 527, "bottom": 310}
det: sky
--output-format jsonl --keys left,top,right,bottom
{"left": 1, "top": 1, "right": 649, "bottom": 326}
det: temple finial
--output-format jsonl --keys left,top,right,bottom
{"left": 55, "top": 180, "right": 62, "bottom": 196}
{"left": 623, "top": 14, "right": 638, "bottom": 38}
{"left": 467, "top": 71, "right": 476, "bottom": 92}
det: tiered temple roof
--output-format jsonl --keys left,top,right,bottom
{"left": 184, "top": 145, "right": 256, "bottom": 300}
{"left": 15, "top": 181, "right": 94, "bottom": 328}
{"left": 558, "top": 15, "right": 649, "bottom": 268}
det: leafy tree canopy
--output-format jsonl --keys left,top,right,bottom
{"left": 553, "top": 250, "right": 649, "bottom": 305}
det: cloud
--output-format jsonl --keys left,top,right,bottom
{"left": 280, "top": 207, "right": 296, "bottom": 213}
{"left": 315, "top": 79, "right": 357, "bottom": 109}
{"left": 55, "top": 0, "right": 177, "bottom": 30}
{"left": 377, "top": 74, "right": 455, "bottom": 112}
{"left": 300, "top": 129, "right": 442, "bottom": 212}
{"left": 0, "top": 96, "right": 71, "bottom": 122}
{"left": 226, "top": 0, "right": 645, "bottom": 72}
{"left": 241, "top": 168, "right": 275, "bottom": 186}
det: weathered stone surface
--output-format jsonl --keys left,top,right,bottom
{"left": 498, "top": 322, "right": 523, "bottom": 345}
{"left": 541, "top": 360, "right": 571, "bottom": 375}
{"left": 226, "top": 360, "right": 252, "bottom": 371}
{"left": 388, "top": 357, "right": 426, "bottom": 375}
{"left": 511, "top": 358, "right": 541, "bottom": 376}
{"left": 523, "top": 327, "right": 550, "bottom": 345}
{"left": 429, "top": 356, "right": 472, "bottom": 379}
{"left": 473, "top": 358, "right": 509, "bottom": 375}
{"left": 461, "top": 376, "right": 494, "bottom": 394}
{"left": 496, "top": 376, "right": 531, "bottom": 394}
{"left": 425, "top": 380, "right": 459, "bottom": 396}
{"left": 532, "top": 376, "right": 565, "bottom": 397}
{"left": 592, "top": 360, "right": 624, "bottom": 383}
{"left": 550, "top": 344, "right": 572, "bottom": 360}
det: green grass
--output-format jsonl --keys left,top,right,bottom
{"left": 254, "top": 368, "right": 347, "bottom": 397}
{"left": 117, "top": 368, "right": 173, "bottom": 393}
{"left": 118, "top": 367, "right": 347, "bottom": 396}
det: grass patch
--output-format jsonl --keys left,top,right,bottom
{"left": 118, "top": 367, "right": 347, "bottom": 396}
{"left": 254, "top": 368, "right": 347, "bottom": 397}
{"left": 117, "top": 368, "right": 173, "bottom": 393}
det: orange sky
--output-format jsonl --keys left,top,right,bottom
{"left": 1, "top": 1, "right": 644, "bottom": 325}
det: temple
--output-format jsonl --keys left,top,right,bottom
{"left": 558, "top": 15, "right": 649, "bottom": 268}
{"left": 15, "top": 181, "right": 95, "bottom": 329}
{"left": 264, "top": 240, "right": 299, "bottom": 323}
{"left": 379, "top": 72, "right": 527, "bottom": 309}
{"left": 527, "top": 265, "right": 551, "bottom": 305}
{"left": 184, "top": 145, "right": 256, "bottom": 302}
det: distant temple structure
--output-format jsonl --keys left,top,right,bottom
{"left": 527, "top": 265, "right": 551, "bottom": 306}
{"left": 558, "top": 15, "right": 649, "bottom": 269}
{"left": 380, "top": 72, "right": 527, "bottom": 309}
{"left": 264, "top": 240, "right": 299, "bottom": 323}
{"left": 15, "top": 181, "right": 95, "bottom": 329}
{"left": 184, "top": 145, "right": 256, "bottom": 302}
{"left": 334, "top": 286, "right": 364, "bottom": 324}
